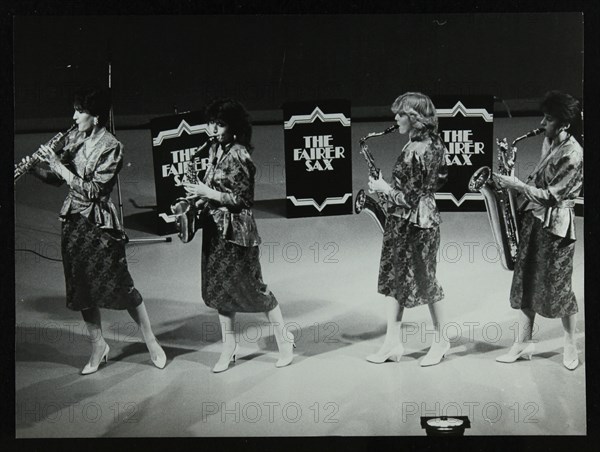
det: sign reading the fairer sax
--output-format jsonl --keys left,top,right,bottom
{"left": 283, "top": 100, "right": 353, "bottom": 218}
{"left": 433, "top": 96, "right": 495, "bottom": 211}
{"left": 150, "top": 111, "right": 214, "bottom": 235}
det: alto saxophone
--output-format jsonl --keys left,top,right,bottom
{"left": 14, "top": 124, "right": 77, "bottom": 184}
{"left": 468, "top": 127, "right": 544, "bottom": 270}
{"left": 170, "top": 137, "right": 216, "bottom": 243}
{"left": 354, "top": 124, "right": 399, "bottom": 233}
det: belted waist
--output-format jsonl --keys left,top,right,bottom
{"left": 68, "top": 190, "right": 112, "bottom": 203}
{"left": 554, "top": 199, "right": 576, "bottom": 208}
{"left": 387, "top": 193, "right": 440, "bottom": 228}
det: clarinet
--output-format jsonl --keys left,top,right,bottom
{"left": 14, "top": 124, "right": 77, "bottom": 183}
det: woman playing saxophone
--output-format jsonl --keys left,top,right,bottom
{"left": 494, "top": 90, "right": 583, "bottom": 370}
{"left": 22, "top": 87, "right": 167, "bottom": 374}
{"left": 366, "top": 92, "right": 450, "bottom": 366}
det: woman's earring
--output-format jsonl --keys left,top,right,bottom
{"left": 93, "top": 117, "right": 99, "bottom": 126}
{"left": 233, "top": 134, "right": 237, "bottom": 141}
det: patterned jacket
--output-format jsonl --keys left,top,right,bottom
{"left": 203, "top": 142, "right": 261, "bottom": 247}
{"left": 40, "top": 128, "right": 123, "bottom": 230}
{"left": 519, "top": 135, "right": 583, "bottom": 241}
{"left": 386, "top": 134, "right": 448, "bottom": 228}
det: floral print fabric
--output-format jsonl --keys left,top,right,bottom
{"left": 509, "top": 212, "right": 577, "bottom": 318}
{"left": 378, "top": 134, "right": 447, "bottom": 307}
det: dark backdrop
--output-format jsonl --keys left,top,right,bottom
{"left": 14, "top": 13, "right": 583, "bottom": 131}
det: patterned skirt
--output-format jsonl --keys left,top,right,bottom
{"left": 201, "top": 217, "right": 278, "bottom": 314}
{"left": 378, "top": 215, "right": 444, "bottom": 308}
{"left": 509, "top": 211, "right": 578, "bottom": 318}
{"left": 61, "top": 214, "right": 143, "bottom": 311}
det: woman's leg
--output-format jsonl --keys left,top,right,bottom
{"left": 561, "top": 313, "right": 577, "bottom": 345}
{"left": 213, "top": 311, "right": 238, "bottom": 372}
{"left": 81, "top": 307, "right": 109, "bottom": 368}
{"left": 516, "top": 308, "right": 536, "bottom": 342}
{"left": 127, "top": 302, "right": 166, "bottom": 368}
{"left": 561, "top": 313, "right": 578, "bottom": 369}
{"left": 420, "top": 301, "right": 451, "bottom": 366}
{"left": 383, "top": 296, "right": 404, "bottom": 348}
{"left": 367, "top": 297, "right": 404, "bottom": 362}
{"left": 265, "top": 305, "right": 294, "bottom": 367}
{"left": 496, "top": 308, "right": 536, "bottom": 363}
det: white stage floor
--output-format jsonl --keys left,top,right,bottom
{"left": 15, "top": 208, "right": 585, "bottom": 437}
{"left": 14, "top": 118, "right": 585, "bottom": 436}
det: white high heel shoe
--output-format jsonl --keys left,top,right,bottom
{"left": 366, "top": 343, "right": 405, "bottom": 364}
{"left": 81, "top": 343, "right": 110, "bottom": 375}
{"left": 563, "top": 344, "right": 579, "bottom": 370}
{"left": 147, "top": 339, "right": 167, "bottom": 369}
{"left": 276, "top": 342, "right": 296, "bottom": 368}
{"left": 496, "top": 342, "right": 536, "bottom": 363}
{"left": 212, "top": 343, "right": 239, "bottom": 373}
{"left": 420, "top": 341, "right": 451, "bottom": 367}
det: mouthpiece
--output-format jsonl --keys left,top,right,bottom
{"left": 511, "top": 128, "right": 545, "bottom": 146}
{"left": 360, "top": 124, "right": 399, "bottom": 144}
{"left": 526, "top": 128, "right": 545, "bottom": 138}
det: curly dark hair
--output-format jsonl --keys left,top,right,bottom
{"left": 205, "top": 98, "right": 253, "bottom": 150}
{"left": 540, "top": 90, "right": 583, "bottom": 144}
{"left": 73, "top": 87, "right": 112, "bottom": 127}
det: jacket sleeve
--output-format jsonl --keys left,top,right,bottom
{"left": 387, "top": 142, "right": 438, "bottom": 209}
{"left": 214, "top": 148, "right": 255, "bottom": 213}
{"left": 521, "top": 148, "right": 583, "bottom": 207}
{"left": 68, "top": 143, "right": 122, "bottom": 199}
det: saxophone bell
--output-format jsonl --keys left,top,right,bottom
{"left": 468, "top": 128, "right": 542, "bottom": 271}
{"left": 171, "top": 135, "right": 216, "bottom": 243}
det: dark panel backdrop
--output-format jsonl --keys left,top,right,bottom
{"left": 14, "top": 14, "right": 583, "bottom": 131}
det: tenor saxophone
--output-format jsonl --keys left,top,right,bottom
{"left": 354, "top": 124, "right": 399, "bottom": 233}
{"left": 170, "top": 137, "right": 216, "bottom": 243}
{"left": 14, "top": 124, "right": 77, "bottom": 184}
{"left": 468, "top": 127, "right": 544, "bottom": 270}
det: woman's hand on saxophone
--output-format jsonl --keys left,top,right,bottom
{"left": 494, "top": 173, "right": 525, "bottom": 191}
{"left": 368, "top": 172, "right": 392, "bottom": 195}
{"left": 183, "top": 181, "right": 221, "bottom": 202}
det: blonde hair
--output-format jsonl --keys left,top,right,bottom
{"left": 391, "top": 92, "right": 438, "bottom": 137}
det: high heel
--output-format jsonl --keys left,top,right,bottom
{"left": 81, "top": 343, "right": 110, "bottom": 375}
{"left": 496, "top": 342, "right": 535, "bottom": 363}
{"left": 212, "top": 343, "right": 239, "bottom": 373}
{"left": 420, "top": 341, "right": 451, "bottom": 367}
{"left": 147, "top": 339, "right": 167, "bottom": 369}
{"left": 366, "top": 343, "right": 404, "bottom": 364}
{"left": 563, "top": 344, "right": 579, "bottom": 370}
{"left": 276, "top": 342, "right": 296, "bottom": 368}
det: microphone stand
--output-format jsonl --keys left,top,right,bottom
{"left": 107, "top": 56, "right": 171, "bottom": 245}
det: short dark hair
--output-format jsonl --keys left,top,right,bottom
{"left": 205, "top": 98, "right": 253, "bottom": 150}
{"left": 540, "top": 90, "right": 581, "bottom": 125}
{"left": 540, "top": 90, "right": 583, "bottom": 144}
{"left": 73, "top": 87, "right": 112, "bottom": 127}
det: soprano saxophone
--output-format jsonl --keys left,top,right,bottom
{"left": 354, "top": 124, "right": 399, "bottom": 233}
{"left": 170, "top": 137, "right": 216, "bottom": 243}
{"left": 468, "top": 127, "right": 544, "bottom": 270}
{"left": 14, "top": 124, "right": 77, "bottom": 184}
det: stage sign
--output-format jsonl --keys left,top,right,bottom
{"left": 433, "top": 96, "right": 495, "bottom": 211}
{"left": 283, "top": 100, "right": 353, "bottom": 218}
{"left": 150, "top": 111, "right": 214, "bottom": 235}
